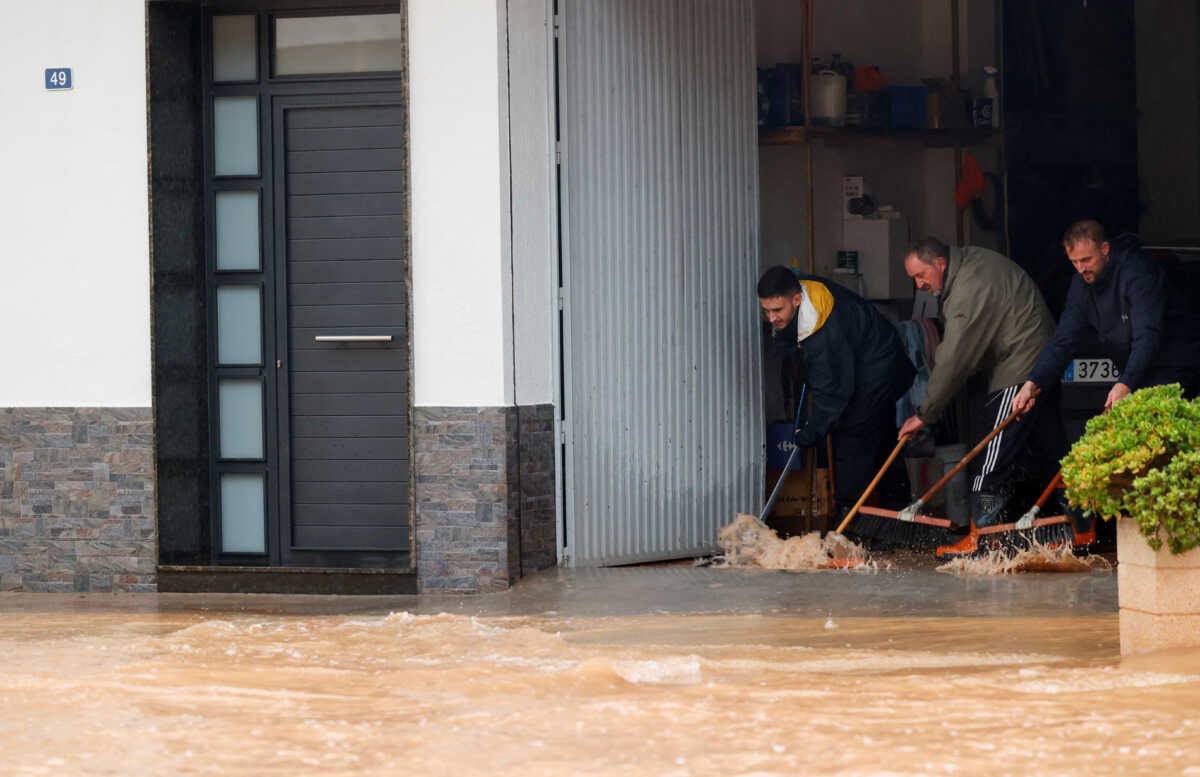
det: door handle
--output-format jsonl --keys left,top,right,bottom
{"left": 313, "top": 335, "right": 393, "bottom": 343}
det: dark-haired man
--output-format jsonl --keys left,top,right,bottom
{"left": 757, "top": 266, "right": 914, "bottom": 522}
{"left": 897, "top": 239, "right": 1062, "bottom": 539}
{"left": 1013, "top": 220, "right": 1200, "bottom": 415}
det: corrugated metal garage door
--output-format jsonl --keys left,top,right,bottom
{"left": 559, "top": 0, "right": 762, "bottom": 565}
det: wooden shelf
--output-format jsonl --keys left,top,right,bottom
{"left": 758, "top": 125, "right": 811, "bottom": 146}
{"left": 759, "top": 125, "right": 1003, "bottom": 148}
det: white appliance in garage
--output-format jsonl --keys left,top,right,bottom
{"left": 843, "top": 215, "right": 912, "bottom": 300}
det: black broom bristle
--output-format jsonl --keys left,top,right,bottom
{"left": 1034, "top": 522, "right": 1077, "bottom": 549}
{"left": 964, "top": 521, "right": 1079, "bottom": 559}
{"left": 842, "top": 512, "right": 953, "bottom": 550}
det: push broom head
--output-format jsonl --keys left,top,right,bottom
{"left": 938, "top": 514, "right": 1084, "bottom": 561}
{"left": 848, "top": 505, "right": 955, "bottom": 550}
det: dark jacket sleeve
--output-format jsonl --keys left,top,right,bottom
{"left": 1118, "top": 260, "right": 1167, "bottom": 390}
{"left": 795, "top": 316, "right": 855, "bottom": 447}
{"left": 1027, "top": 277, "right": 1092, "bottom": 390}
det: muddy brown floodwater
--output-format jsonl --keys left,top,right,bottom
{"left": 2, "top": 587, "right": 1199, "bottom": 776}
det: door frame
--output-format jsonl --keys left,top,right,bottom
{"left": 200, "top": 1, "right": 412, "bottom": 567}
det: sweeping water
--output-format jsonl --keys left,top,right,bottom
{"left": 715, "top": 514, "right": 874, "bottom": 570}
{"left": 937, "top": 538, "right": 1110, "bottom": 575}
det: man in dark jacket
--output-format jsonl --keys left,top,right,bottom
{"left": 758, "top": 266, "right": 914, "bottom": 518}
{"left": 1013, "top": 220, "right": 1200, "bottom": 415}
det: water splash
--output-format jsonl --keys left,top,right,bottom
{"left": 937, "top": 540, "right": 1111, "bottom": 575}
{"left": 714, "top": 514, "right": 875, "bottom": 570}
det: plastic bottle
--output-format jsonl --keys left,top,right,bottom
{"left": 983, "top": 66, "right": 1000, "bottom": 129}
{"left": 811, "top": 70, "right": 847, "bottom": 127}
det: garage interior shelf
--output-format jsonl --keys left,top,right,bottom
{"left": 773, "top": 0, "right": 1006, "bottom": 266}
{"left": 758, "top": 125, "right": 1004, "bottom": 149}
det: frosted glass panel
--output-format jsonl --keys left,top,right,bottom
{"left": 216, "top": 286, "right": 262, "bottom": 365}
{"left": 219, "top": 379, "right": 264, "bottom": 459}
{"left": 214, "top": 96, "right": 259, "bottom": 176}
{"left": 275, "top": 14, "right": 404, "bottom": 75}
{"left": 221, "top": 474, "right": 266, "bottom": 554}
{"left": 213, "top": 15, "right": 257, "bottom": 82}
{"left": 215, "top": 191, "right": 261, "bottom": 270}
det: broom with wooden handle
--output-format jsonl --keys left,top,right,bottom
{"left": 829, "top": 433, "right": 954, "bottom": 548}
{"left": 833, "top": 433, "right": 911, "bottom": 535}
{"left": 957, "top": 470, "right": 1081, "bottom": 557}
{"left": 896, "top": 405, "right": 1023, "bottom": 522}
{"left": 1014, "top": 470, "right": 1063, "bottom": 530}
{"left": 837, "top": 406, "right": 1024, "bottom": 548}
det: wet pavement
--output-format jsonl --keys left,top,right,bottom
{"left": 0, "top": 564, "right": 1120, "bottom": 619}
{"left": 7, "top": 566, "right": 1199, "bottom": 777}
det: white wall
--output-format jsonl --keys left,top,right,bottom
{"left": 0, "top": 1, "right": 151, "bottom": 407}
{"left": 409, "top": 0, "right": 514, "bottom": 407}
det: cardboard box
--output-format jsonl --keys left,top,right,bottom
{"left": 764, "top": 465, "right": 832, "bottom": 536}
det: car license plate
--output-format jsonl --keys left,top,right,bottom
{"left": 1063, "top": 358, "right": 1121, "bottom": 383}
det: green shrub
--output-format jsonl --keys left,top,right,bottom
{"left": 1125, "top": 450, "right": 1200, "bottom": 554}
{"left": 1060, "top": 383, "right": 1200, "bottom": 554}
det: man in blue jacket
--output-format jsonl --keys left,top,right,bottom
{"left": 1013, "top": 220, "right": 1200, "bottom": 416}
{"left": 758, "top": 266, "right": 915, "bottom": 522}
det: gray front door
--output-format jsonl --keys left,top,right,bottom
{"left": 273, "top": 96, "right": 410, "bottom": 568}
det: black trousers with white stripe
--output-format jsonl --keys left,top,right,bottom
{"left": 970, "top": 382, "right": 1065, "bottom": 496}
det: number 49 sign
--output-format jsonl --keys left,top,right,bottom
{"left": 45, "top": 68, "right": 72, "bottom": 90}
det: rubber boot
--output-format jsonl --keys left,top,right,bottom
{"left": 971, "top": 491, "right": 1010, "bottom": 528}
{"left": 935, "top": 521, "right": 979, "bottom": 557}
{"left": 935, "top": 492, "right": 1008, "bottom": 557}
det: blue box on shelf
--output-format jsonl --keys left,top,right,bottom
{"left": 885, "top": 85, "right": 927, "bottom": 129}
{"left": 762, "top": 63, "right": 806, "bottom": 127}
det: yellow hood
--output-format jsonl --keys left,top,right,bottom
{"left": 795, "top": 280, "right": 834, "bottom": 343}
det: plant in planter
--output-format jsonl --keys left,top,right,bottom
{"left": 1060, "top": 383, "right": 1200, "bottom": 553}
{"left": 1125, "top": 450, "right": 1200, "bottom": 554}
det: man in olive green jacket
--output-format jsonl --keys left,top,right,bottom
{"left": 897, "top": 238, "right": 1064, "bottom": 532}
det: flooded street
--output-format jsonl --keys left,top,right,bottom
{"left": 2, "top": 568, "right": 1198, "bottom": 776}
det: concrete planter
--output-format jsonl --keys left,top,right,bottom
{"left": 1117, "top": 518, "right": 1200, "bottom": 655}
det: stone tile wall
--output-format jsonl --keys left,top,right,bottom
{"left": 518, "top": 404, "right": 557, "bottom": 576}
{"left": 0, "top": 408, "right": 156, "bottom": 592}
{"left": 413, "top": 404, "right": 556, "bottom": 593}
{"left": 0, "top": 404, "right": 552, "bottom": 594}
